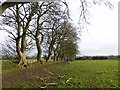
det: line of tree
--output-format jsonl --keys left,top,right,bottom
{"left": 0, "top": 0, "right": 113, "bottom": 67}
{"left": 75, "top": 55, "right": 119, "bottom": 60}
{"left": 0, "top": 1, "right": 79, "bottom": 67}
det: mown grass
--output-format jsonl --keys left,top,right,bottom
{"left": 48, "top": 60, "right": 119, "bottom": 88}
{"left": 2, "top": 59, "right": 119, "bottom": 88}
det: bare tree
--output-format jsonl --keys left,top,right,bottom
{"left": 42, "top": 12, "right": 68, "bottom": 61}
{"left": 43, "top": 15, "right": 79, "bottom": 61}
{"left": 54, "top": 21, "right": 79, "bottom": 61}
{"left": 0, "top": 1, "right": 69, "bottom": 64}
{"left": 28, "top": 2, "right": 49, "bottom": 63}
{"left": 0, "top": 3, "right": 38, "bottom": 66}
{"left": 0, "top": 0, "right": 113, "bottom": 64}
{"left": 27, "top": 1, "right": 68, "bottom": 63}
{"left": 0, "top": 0, "right": 113, "bottom": 29}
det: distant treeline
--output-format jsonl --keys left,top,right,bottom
{"left": 1, "top": 55, "right": 120, "bottom": 60}
{"left": 1, "top": 55, "right": 37, "bottom": 60}
{"left": 75, "top": 55, "right": 119, "bottom": 60}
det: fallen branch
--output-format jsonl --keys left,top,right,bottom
{"left": 65, "top": 78, "right": 72, "bottom": 83}
{"left": 58, "top": 75, "right": 66, "bottom": 79}
{"left": 33, "top": 76, "right": 45, "bottom": 82}
{"left": 46, "top": 83, "right": 58, "bottom": 86}
{"left": 43, "top": 68, "right": 54, "bottom": 75}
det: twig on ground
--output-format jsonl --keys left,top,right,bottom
{"left": 65, "top": 78, "right": 72, "bottom": 83}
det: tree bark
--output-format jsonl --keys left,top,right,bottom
{"left": 19, "top": 4, "right": 35, "bottom": 66}
{"left": 35, "top": 37, "right": 43, "bottom": 64}
{"left": 15, "top": 5, "right": 24, "bottom": 65}
{"left": 46, "top": 52, "right": 52, "bottom": 62}
{"left": 35, "top": 15, "right": 44, "bottom": 64}
{"left": 19, "top": 29, "right": 28, "bottom": 66}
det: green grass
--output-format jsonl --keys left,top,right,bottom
{"left": 2, "top": 59, "right": 119, "bottom": 88}
{"left": 2, "top": 60, "right": 23, "bottom": 74}
{"left": 2, "top": 59, "right": 40, "bottom": 74}
{"left": 48, "top": 60, "right": 119, "bottom": 88}
{"left": 2, "top": 59, "right": 57, "bottom": 74}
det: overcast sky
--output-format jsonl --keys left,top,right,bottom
{"left": 0, "top": 0, "right": 119, "bottom": 56}
{"left": 67, "top": 0, "right": 118, "bottom": 56}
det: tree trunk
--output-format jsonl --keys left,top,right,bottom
{"left": 46, "top": 41, "right": 54, "bottom": 62}
{"left": 56, "top": 52, "right": 61, "bottom": 61}
{"left": 53, "top": 50, "right": 58, "bottom": 61}
{"left": 19, "top": 6, "right": 35, "bottom": 66}
{"left": 35, "top": 14, "right": 44, "bottom": 64}
{"left": 18, "top": 53, "right": 28, "bottom": 68}
{"left": 46, "top": 52, "right": 52, "bottom": 62}
{"left": 53, "top": 53, "right": 56, "bottom": 61}
{"left": 35, "top": 37, "right": 43, "bottom": 64}
{"left": 16, "top": 4, "right": 24, "bottom": 65}
{"left": 20, "top": 28, "right": 28, "bottom": 67}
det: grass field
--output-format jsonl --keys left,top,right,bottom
{"left": 48, "top": 60, "right": 119, "bottom": 88}
{"left": 2, "top": 59, "right": 119, "bottom": 88}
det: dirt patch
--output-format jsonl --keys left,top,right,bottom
{"left": 2, "top": 62, "right": 65, "bottom": 88}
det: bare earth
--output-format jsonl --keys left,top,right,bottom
{"left": 2, "top": 62, "right": 64, "bottom": 88}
